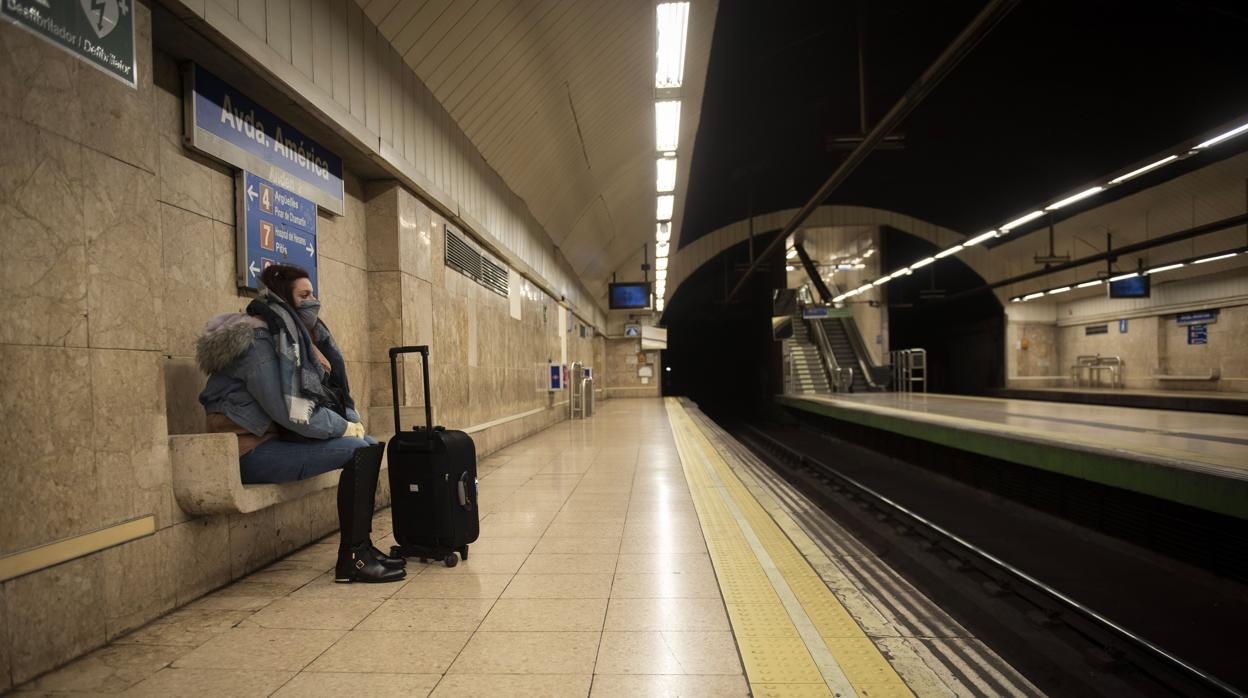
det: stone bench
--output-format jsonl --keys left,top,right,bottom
{"left": 169, "top": 433, "right": 345, "bottom": 516}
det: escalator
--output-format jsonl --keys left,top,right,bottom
{"left": 817, "top": 318, "right": 870, "bottom": 392}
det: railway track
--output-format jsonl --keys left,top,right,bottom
{"left": 732, "top": 421, "right": 1246, "bottom": 698}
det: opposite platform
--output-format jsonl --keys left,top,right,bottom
{"left": 778, "top": 392, "right": 1248, "bottom": 520}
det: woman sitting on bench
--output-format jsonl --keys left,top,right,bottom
{"left": 196, "top": 263, "right": 404, "bottom": 584}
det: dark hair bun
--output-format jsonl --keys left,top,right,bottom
{"left": 259, "top": 264, "right": 310, "bottom": 308}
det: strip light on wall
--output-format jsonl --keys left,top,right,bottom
{"left": 1110, "top": 155, "right": 1178, "bottom": 184}
{"left": 1008, "top": 245, "right": 1246, "bottom": 302}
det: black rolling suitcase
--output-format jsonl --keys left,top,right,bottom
{"left": 386, "top": 346, "right": 479, "bottom": 567}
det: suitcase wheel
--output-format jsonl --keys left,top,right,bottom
{"left": 443, "top": 553, "right": 458, "bottom": 568}
{"left": 460, "top": 546, "right": 469, "bottom": 561}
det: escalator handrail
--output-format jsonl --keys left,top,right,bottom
{"left": 835, "top": 315, "right": 885, "bottom": 390}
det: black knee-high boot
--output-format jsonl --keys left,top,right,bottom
{"left": 335, "top": 444, "right": 405, "bottom": 583}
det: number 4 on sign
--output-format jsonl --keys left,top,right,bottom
{"left": 259, "top": 184, "right": 274, "bottom": 213}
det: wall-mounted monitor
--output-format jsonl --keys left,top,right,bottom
{"left": 609, "top": 282, "right": 651, "bottom": 310}
{"left": 1108, "top": 275, "right": 1150, "bottom": 299}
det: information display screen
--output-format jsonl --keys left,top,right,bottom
{"left": 1108, "top": 275, "right": 1150, "bottom": 298}
{"left": 609, "top": 283, "right": 651, "bottom": 309}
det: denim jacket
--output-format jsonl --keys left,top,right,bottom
{"left": 196, "top": 313, "right": 355, "bottom": 439}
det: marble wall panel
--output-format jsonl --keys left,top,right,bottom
{"left": 401, "top": 189, "right": 434, "bottom": 283}
{"left": 84, "top": 149, "right": 163, "bottom": 350}
{"left": 368, "top": 271, "right": 404, "bottom": 364}
{"left": 0, "top": 21, "right": 83, "bottom": 143}
{"left": 0, "top": 346, "right": 97, "bottom": 555}
{"left": 152, "top": 55, "right": 234, "bottom": 226}
{"left": 77, "top": 2, "right": 157, "bottom": 174}
{"left": 169, "top": 518, "right": 231, "bottom": 606}
{"left": 164, "top": 357, "right": 208, "bottom": 436}
{"left": 432, "top": 365, "right": 469, "bottom": 429}
{"left": 401, "top": 274, "right": 434, "bottom": 405}
{"left": 364, "top": 181, "right": 399, "bottom": 271}
{"left": 0, "top": 583, "right": 9, "bottom": 693}
{"left": 317, "top": 174, "right": 368, "bottom": 271}
{"left": 100, "top": 531, "right": 176, "bottom": 641}
{"left": 6, "top": 555, "right": 105, "bottom": 684}
{"left": 319, "top": 258, "right": 369, "bottom": 362}
{"left": 467, "top": 296, "right": 479, "bottom": 367}
{"left": 229, "top": 508, "right": 276, "bottom": 578}
{"left": 427, "top": 208, "right": 446, "bottom": 288}
{"left": 162, "top": 204, "right": 239, "bottom": 358}
{"left": 93, "top": 350, "right": 171, "bottom": 529}
{"left": 431, "top": 285, "right": 468, "bottom": 368}
{"left": 0, "top": 115, "right": 87, "bottom": 347}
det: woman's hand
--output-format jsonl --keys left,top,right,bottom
{"left": 342, "top": 421, "right": 366, "bottom": 439}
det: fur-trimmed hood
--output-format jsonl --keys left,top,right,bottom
{"left": 196, "top": 313, "right": 267, "bottom": 374}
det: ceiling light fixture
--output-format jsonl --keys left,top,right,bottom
{"left": 873, "top": 277, "right": 889, "bottom": 286}
{"left": 1000, "top": 210, "right": 1045, "bottom": 232}
{"left": 889, "top": 269, "right": 911, "bottom": 279}
{"left": 785, "top": 265, "right": 795, "bottom": 272}
{"left": 656, "top": 256, "right": 669, "bottom": 271}
{"left": 655, "top": 222, "right": 671, "bottom": 243}
{"left": 1193, "top": 252, "right": 1238, "bottom": 264}
{"left": 910, "top": 257, "right": 936, "bottom": 270}
{"left": 1146, "top": 263, "right": 1185, "bottom": 275}
{"left": 655, "top": 241, "right": 670, "bottom": 258}
{"left": 657, "top": 194, "right": 674, "bottom": 221}
{"left": 934, "top": 244, "right": 964, "bottom": 259}
{"left": 1076, "top": 280, "right": 1103, "bottom": 288}
{"left": 656, "top": 298, "right": 665, "bottom": 311}
{"left": 856, "top": 284, "right": 872, "bottom": 294}
{"left": 1047, "top": 286, "right": 1071, "bottom": 295}
{"left": 1108, "top": 272, "right": 1138, "bottom": 282}
{"left": 1110, "top": 155, "right": 1178, "bottom": 184}
{"left": 655, "top": 269, "right": 667, "bottom": 281}
{"left": 1194, "top": 122, "right": 1248, "bottom": 150}
{"left": 655, "top": 2, "right": 690, "bottom": 89}
{"left": 1023, "top": 292, "right": 1045, "bottom": 301}
{"left": 1046, "top": 186, "right": 1104, "bottom": 211}
{"left": 656, "top": 157, "right": 677, "bottom": 193}
{"left": 863, "top": 249, "right": 875, "bottom": 257}
{"left": 963, "top": 230, "right": 998, "bottom": 247}
{"left": 655, "top": 101, "right": 681, "bottom": 152}
{"left": 785, "top": 248, "right": 797, "bottom": 259}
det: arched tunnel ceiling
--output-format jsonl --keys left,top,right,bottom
{"left": 682, "top": 0, "right": 1248, "bottom": 251}
{"left": 354, "top": 0, "right": 718, "bottom": 303}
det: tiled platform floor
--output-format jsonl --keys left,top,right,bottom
{"left": 14, "top": 399, "right": 750, "bottom": 697}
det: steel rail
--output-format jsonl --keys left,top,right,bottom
{"left": 725, "top": 0, "right": 1020, "bottom": 303}
{"left": 739, "top": 424, "right": 1246, "bottom": 698}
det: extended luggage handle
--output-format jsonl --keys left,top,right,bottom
{"left": 388, "top": 346, "right": 434, "bottom": 437}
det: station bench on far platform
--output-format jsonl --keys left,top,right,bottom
{"left": 169, "top": 433, "right": 346, "bottom": 515}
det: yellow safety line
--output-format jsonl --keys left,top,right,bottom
{"left": 666, "top": 399, "right": 913, "bottom": 698}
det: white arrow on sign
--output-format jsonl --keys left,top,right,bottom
{"left": 249, "top": 261, "right": 260, "bottom": 278}
{"left": 306, "top": 243, "right": 315, "bottom": 256}
{"left": 247, "top": 185, "right": 258, "bottom": 202}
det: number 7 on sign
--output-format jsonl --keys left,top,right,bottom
{"left": 260, "top": 221, "right": 275, "bottom": 251}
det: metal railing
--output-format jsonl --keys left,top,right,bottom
{"left": 889, "top": 348, "right": 927, "bottom": 394}
{"left": 807, "top": 314, "right": 847, "bottom": 392}
{"left": 569, "top": 361, "right": 594, "bottom": 419}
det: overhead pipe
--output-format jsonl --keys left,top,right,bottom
{"left": 794, "top": 243, "right": 833, "bottom": 302}
{"left": 725, "top": 0, "right": 1020, "bottom": 302}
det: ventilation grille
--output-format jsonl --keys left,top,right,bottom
{"left": 444, "top": 225, "right": 509, "bottom": 297}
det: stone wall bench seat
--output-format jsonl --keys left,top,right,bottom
{"left": 169, "top": 433, "right": 342, "bottom": 516}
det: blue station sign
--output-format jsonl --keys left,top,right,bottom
{"left": 236, "top": 171, "right": 318, "bottom": 295}
{"left": 183, "top": 63, "right": 344, "bottom": 214}
{"left": 1176, "top": 310, "right": 1218, "bottom": 326}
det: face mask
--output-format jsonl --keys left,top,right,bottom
{"left": 296, "top": 299, "right": 321, "bottom": 327}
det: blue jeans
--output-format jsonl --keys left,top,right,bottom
{"left": 239, "top": 435, "right": 379, "bottom": 484}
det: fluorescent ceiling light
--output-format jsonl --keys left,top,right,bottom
{"left": 1023, "top": 292, "right": 1045, "bottom": 301}
{"left": 854, "top": 263, "right": 866, "bottom": 269}
{"left": 910, "top": 257, "right": 935, "bottom": 270}
{"left": 656, "top": 257, "right": 669, "bottom": 271}
{"left": 1193, "top": 252, "right": 1238, "bottom": 264}
{"left": 656, "top": 157, "right": 677, "bottom": 193}
{"left": 657, "top": 194, "right": 674, "bottom": 221}
{"left": 655, "top": 269, "right": 667, "bottom": 281}
{"left": 889, "top": 269, "right": 911, "bottom": 279}
{"left": 1194, "top": 122, "right": 1248, "bottom": 150}
{"left": 656, "top": 222, "right": 671, "bottom": 243}
{"left": 863, "top": 249, "right": 875, "bottom": 257}
{"left": 963, "top": 230, "right": 997, "bottom": 247}
{"left": 655, "top": 101, "right": 681, "bottom": 152}
{"left": 1046, "top": 186, "right": 1104, "bottom": 211}
{"left": 786, "top": 248, "right": 797, "bottom": 259}
{"left": 934, "top": 244, "right": 964, "bottom": 259}
{"left": 1146, "top": 263, "right": 1184, "bottom": 275}
{"left": 655, "top": 241, "right": 670, "bottom": 258}
{"left": 1000, "top": 210, "right": 1045, "bottom": 231}
{"left": 655, "top": 3, "right": 689, "bottom": 89}
{"left": 785, "top": 265, "right": 795, "bottom": 272}
{"left": 856, "top": 284, "right": 872, "bottom": 294}
{"left": 833, "top": 294, "right": 848, "bottom": 303}
{"left": 1048, "top": 286, "right": 1071, "bottom": 295}
{"left": 1108, "top": 272, "right": 1138, "bottom": 282}
{"left": 1076, "top": 279, "right": 1103, "bottom": 288}
{"left": 656, "top": 298, "right": 664, "bottom": 311}
{"left": 1010, "top": 297, "right": 1021, "bottom": 303}
{"left": 873, "top": 277, "right": 889, "bottom": 286}
{"left": 1110, "top": 155, "right": 1177, "bottom": 184}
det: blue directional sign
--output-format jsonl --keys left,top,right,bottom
{"left": 1188, "top": 324, "right": 1208, "bottom": 345}
{"left": 185, "top": 63, "right": 345, "bottom": 214}
{"left": 236, "top": 171, "right": 318, "bottom": 295}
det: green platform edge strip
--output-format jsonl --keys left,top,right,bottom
{"left": 776, "top": 396, "right": 1248, "bottom": 521}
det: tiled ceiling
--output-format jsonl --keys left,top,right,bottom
{"left": 354, "top": 0, "right": 718, "bottom": 300}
